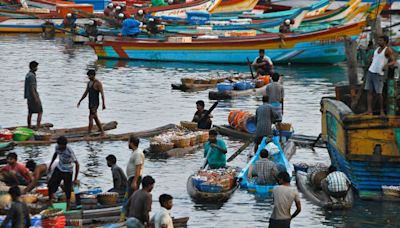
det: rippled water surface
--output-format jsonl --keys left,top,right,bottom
{"left": 1, "top": 35, "right": 399, "bottom": 227}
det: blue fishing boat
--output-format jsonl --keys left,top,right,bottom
{"left": 237, "top": 135, "right": 293, "bottom": 195}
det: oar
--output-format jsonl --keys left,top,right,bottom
{"left": 227, "top": 140, "right": 252, "bottom": 162}
{"left": 201, "top": 148, "right": 211, "bottom": 169}
{"left": 246, "top": 57, "right": 255, "bottom": 79}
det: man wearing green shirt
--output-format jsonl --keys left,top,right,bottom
{"left": 204, "top": 130, "right": 227, "bottom": 169}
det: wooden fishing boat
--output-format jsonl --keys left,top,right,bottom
{"left": 209, "top": 84, "right": 266, "bottom": 100}
{"left": 303, "top": 0, "right": 361, "bottom": 23}
{"left": 321, "top": 80, "right": 400, "bottom": 201}
{"left": 0, "top": 142, "right": 14, "bottom": 153}
{"left": 187, "top": 173, "right": 239, "bottom": 203}
{"left": 0, "top": 18, "right": 93, "bottom": 33}
{"left": 144, "top": 145, "right": 201, "bottom": 158}
{"left": 171, "top": 82, "right": 217, "bottom": 92}
{"left": 237, "top": 135, "right": 294, "bottom": 195}
{"left": 209, "top": 0, "right": 258, "bottom": 15}
{"left": 87, "top": 21, "right": 366, "bottom": 64}
{"left": 296, "top": 170, "right": 354, "bottom": 210}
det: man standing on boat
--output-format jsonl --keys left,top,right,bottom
{"left": 264, "top": 72, "right": 284, "bottom": 122}
{"left": 250, "top": 49, "right": 274, "bottom": 76}
{"left": 363, "top": 35, "right": 396, "bottom": 116}
{"left": 77, "top": 69, "right": 106, "bottom": 136}
{"left": 321, "top": 165, "right": 351, "bottom": 200}
{"left": 192, "top": 100, "right": 212, "bottom": 129}
{"left": 24, "top": 61, "right": 42, "bottom": 130}
{"left": 254, "top": 96, "right": 280, "bottom": 153}
{"left": 204, "top": 130, "right": 227, "bottom": 169}
{"left": 270, "top": 172, "right": 301, "bottom": 228}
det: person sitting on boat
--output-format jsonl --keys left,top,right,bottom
{"left": 22, "top": 159, "right": 58, "bottom": 194}
{"left": 62, "top": 13, "right": 77, "bottom": 31}
{"left": 151, "top": 194, "right": 174, "bottom": 228}
{"left": 192, "top": 100, "right": 212, "bottom": 129}
{"left": 321, "top": 165, "right": 351, "bottom": 200}
{"left": 114, "top": 5, "right": 124, "bottom": 19}
{"left": 136, "top": 9, "right": 146, "bottom": 23}
{"left": 1, "top": 153, "right": 32, "bottom": 186}
{"left": 204, "top": 130, "right": 228, "bottom": 169}
{"left": 106, "top": 154, "right": 128, "bottom": 196}
{"left": 279, "top": 19, "right": 292, "bottom": 33}
{"left": 146, "top": 18, "right": 161, "bottom": 36}
{"left": 264, "top": 72, "right": 284, "bottom": 122}
{"left": 248, "top": 149, "right": 278, "bottom": 185}
{"left": 120, "top": 15, "right": 142, "bottom": 38}
{"left": 0, "top": 186, "right": 31, "bottom": 228}
{"left": 254, "top": 96, "right": 280, "bottom": 153}
{"left": 85, "top": 20, "right": 98, "bottom": 39}
{"left": 104, "top": 3, "right": 115, "bottom": 17}
{"left": 251, "top": 49, "right": 274, "bottom": 77}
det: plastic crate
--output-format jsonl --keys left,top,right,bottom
{"left": 192, "top": 178, "right": 205, "bottom": 189}
{"left": 199, "top": 183, "right": 222, "bottom": 193}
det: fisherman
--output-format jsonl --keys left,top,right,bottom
{"left": 363, "top": 35, "right": 396, "bottom": 116}
{"left": 48, "top": 136, "right": 80, "bottom": 211}
{"left": 279, "top": 19, "right": 291, "bottom": 33}
{"left": 24, "top": 61, "right": 42, "bottom": 130}
{"left": 248, "top": 149, "right": 278, "bottom": 185}
{"left": 146, "top": 18, "right": 160, "bottom": 36}
{"left": 120, "top": 15, "right": 141, "bottom": 38}
{"left": 85, "top": 20, "right": 98, "bottom": 39}
{"left": 23, "top": 159, "right": 58, "bottom": 194}
{"left": 254, "top": 96, "right": 280, "bottom": 153}
{"left": 192, "top": 100, "right": 212, "bottom": 129}
{"left": 115, "top": 13, "right": 126, "bottom": 28}
{"left": 104, "top": 3, "right": 115, "bottom": 17}
{"left": 106, "top": 154, "right": 128, "bottom": 196}
{"left": 126, "top": 176, "right": 155, "bottom": 228}
{"left": 151, "top": 194, "right": 174, "bottom": 228}
{"left": 251, "top": 49, "right": 274, "bottom": 76}
{"left": 269, "top": 171, "right": 301, "bottom": 228}
{"left": 114, "top": 5, "right": 124, "bottom": 19}
{"left": 136, "top": 9, "right": 146, "bottom": 23}
{"left": 77, "top": 69, "right": 106, "bottom": 136}
{"left": 126, "top": 135, "right": 145, "bottom": 197}
{"left": 204, "top": 130, "right": 227, "bottom": 169}
{"left": 1, "top": 153, "right": 32, "bottom": 186}
{"left": 321, "top": 165, "right": 351, "bottom": 200}
{"left": 264, "top": 72, "right": 284, "bottom": 122}
{"left": 0, "top": 186, "right": 31, "bottom": 228}
{"left": 62, "top": 13, "right": 77, "bottom": 31}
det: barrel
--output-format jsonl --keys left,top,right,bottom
{"left": 236, "top": 113, "right": 256, "bottom": 133}
{"left": 228, "top": 110, "right": 241, "bottom": 127}
{"left": 258, "top": 75, "right": 270, "bottom": 85}
{"left": 233, "top": 111, "right": 249, "bottom": 127}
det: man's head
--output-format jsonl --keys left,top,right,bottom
{"left": 116, "top": 6, "right": 122, "bottom": 11}
{"left": 26, "top": 159, "right": 36, "bottom": 172}
{"left": 259, "top": 49, "right": 265, "bottom": 57}
{"left": 6, "top": 153, "right": 17, "bottom": 166}
{"left": 87, "top": 69, "right": 96, "bottom": 81}
{"left": 107, "top": 3, "right": 114, "bottom": 9}
{"left": 106, "top": 155, "right": 117, "bottom": 167}
{"left": 159, "top": 194, "right": 173, "bottom": 210}
{"left": 328, "top": 165, "right": 337, "bottom": 174}
{"left": 271, "top": 73, "right": 280, "bottom": 82}
{"left": 9, "top": 186, "right": 21, "bottom": 200}
{"left": 262, "top": 95, "right": 269, "bottom": 103}
{"left": 29, "top": 61, "right": 39, "bottom": 72}
{"left": 378, "top": 35, "right": 389, "bottom": 47}
{"left": 142, "top": 175, "right": 155, "bottom": 192}
{"left": 208, "top": 129, "right": 218, "bottom": 143}
{"left": 284, "top": 19, "right": 290, "bottom": 26}
{"left": 138, "top": 9, "right": 144, "bottom": 15}
{"left": 118, "top": 13, "right": 124, "bottom": 19}
{"left": 66, "top": 13, "right": 72, "bottom": 18}
{"left": 196, "top": 100, "right": 205, "bottom": 111}
{"left": 128, "top": 134, "right": 140, "bottom": 150}
{"left": 260, "top": 149, "right": 269, "bottom": 158}
{"left": 277, "top": 171, "right": 290, "bottom": 185}
{"left": 57, "top": 136, "right": 68, "bottom": 151}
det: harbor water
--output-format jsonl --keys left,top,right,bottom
{"left": 0, "top": 35, "right": 399, "bottom": 227}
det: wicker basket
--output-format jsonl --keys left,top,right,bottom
{"left": 21, "top": 194, "right": 38, "bottom": 204}
{"left": 197, "top": 132, "right": 209, "bottom": 143}
{"left": 276, "top": 123, "right": 292, "bottom": 131}
{"left": 97, "top": 192, "right": 119, "bottom": 205}
{"left": 180, "top": 121, "right": 198, "bottom": 130}
{"left": 172, "top": 137, "right": 191, "bottom": 148}
{"left": 382, "top": 186, "right": 400, "bottom": 197}
{"left": 255, "top": 80, "right": 265, "bottom": 88}
{"left": 209, "top": 78, "right": 218, "bottom": 84}
{"left": 150, "top": 142, "right": 174, "bottom": 153}
{"left": 181, "top": 78, "right": 194, "bottom": 85}
{"left": 189, "top": 134, "right": 197, "bottom": 146}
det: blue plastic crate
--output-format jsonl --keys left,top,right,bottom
{"left": 199, "top": 183, "right": 222, "bottom": 193}
{"left": 192, "top": 178, "right": 205, "bottom": 189}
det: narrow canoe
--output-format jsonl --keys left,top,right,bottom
{"left": 187, "top": 174, "right": 239, "bottom": 203}
{"left": 209, "top": 84, "right": 266, "bottom": 100}
{"left": 0, "top": 141, "right": 14, "bottom": 152}
{"left": 171, "top": 83, "right": 216, "bottom": 92}
{"left": 296, "top": 171, "right": 354, "bottom": 210}
{"left": 144, "top": 145, "right": 201, "bottom": 158}
{"left": 237, "top": 135, "right": 294, "bottom": 195}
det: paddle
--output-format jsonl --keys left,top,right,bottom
{"left": 227, "top": 140, "right": 252, "bottom": 162}
{"left": 246, "top": 57, "right": 255, "bottom": 79}
{"left": 201, "top": 148, "right": 211, "bottom": 169}
{"left": 197, "top": 101, "right": 218, "bottom": 124}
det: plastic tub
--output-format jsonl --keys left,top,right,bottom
{"left": 217, "top": 82, "right": 233, "bottom": 92}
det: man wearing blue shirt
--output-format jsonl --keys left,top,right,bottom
{"left": 204, "top": 130, "right": 227, "bottom": 169}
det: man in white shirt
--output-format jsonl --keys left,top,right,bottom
{"left": 251, "top": 49, "right": 274, "bottom": 76}
{"left": 126, "top": 134, "right": 145, "bottom": 198}
{"left": 151, "top": 194, "right": 174, "bottom": 228}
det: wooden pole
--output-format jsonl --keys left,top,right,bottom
{"left": 345, "top": 37, "right": 359, "bottom": 110}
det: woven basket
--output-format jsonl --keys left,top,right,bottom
{"left": 172, "top": 137, "right": 191, "bottom": 148}
{"left": 21, "top": 194, "right": 38, "bottom": 204}
{"left": 97, "top": 192, "right": 119, "bottom": 205}
{"left": 150, "top": 142, "right": 174, "bottom": 153}
{"left": 209, "top": 78, "right": 218, "bottom": 84}
{"left": 180, "top": 121, "right": 198, "bottom": 130}
{"left": 382, "top": 186, "right": 400, "bottom": 197}
{"left": 199, "top": 79, "right": 210, "bottom": 84}
{"left": 198, "top": 132, "right": 209, "bottom": 143}
{"left": 181, "top": 78, "right": 194, "bottom": 85}
{"left": 189, "top": 134, "right": 197, "bottom": 146}
{"left": 255, "top": 80, "right": 265, "bottom": 88}
{"left": 277, "top": 123, "right": 292, "bottom": 131}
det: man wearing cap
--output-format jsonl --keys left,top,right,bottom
{"left": 279, "top": 19, "right": 291, "bottom": 33}
{"left": 24, "top": 61, "right": 42, "bottom": 129}
{"left": 104, "top": 3, "right": 114, "bottom": 17}
{"left": 77, "top": 70, "right": 106, "bottom": 136}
